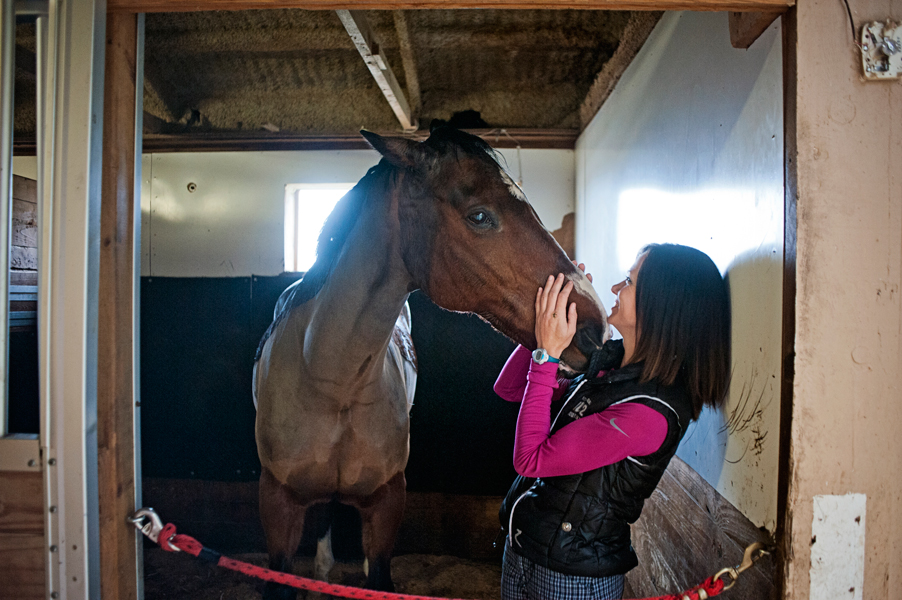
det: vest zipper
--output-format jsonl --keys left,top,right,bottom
{"left": 508, "top": 484, "right": 533, "bottom": 547}
{"left": 508, "top": 380, "right": 588, "bottom": 547}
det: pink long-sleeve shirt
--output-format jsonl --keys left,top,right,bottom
{"left": 494, "top": 345, "right": 667, "bottom": 478}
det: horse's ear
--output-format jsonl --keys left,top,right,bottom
{"left": 361, "top": 130, "right": 428, "bottom": 169}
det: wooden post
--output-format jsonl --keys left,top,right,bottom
{"left": 98, "top": 11, "right": 141, "bottom": 600}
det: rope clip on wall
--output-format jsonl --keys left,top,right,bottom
{"left": 713, "top": 542, "right": 770, "bottom": 592}
{"left": 128, "top": 507, "right": 179, "bottom": 552}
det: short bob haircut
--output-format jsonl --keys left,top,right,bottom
{"left": 631, "top": 243, "right": 731, "bottom": 418}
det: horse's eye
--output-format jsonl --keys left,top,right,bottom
{"left": 467, "top": 211, "right": 493, "bottom": 227}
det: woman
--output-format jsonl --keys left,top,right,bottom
{"left": 495, "top": 243, "right": 731, "bottom": 600}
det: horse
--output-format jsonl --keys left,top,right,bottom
{"left": 253, "top": 126, "right": 610, "bottom": 598}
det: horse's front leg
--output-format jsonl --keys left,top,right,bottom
{"left": 260, "top": 467, "right": 308, "bottom": 600}
{"left": 357, "top": 471, "right": 406, "bottom": 592}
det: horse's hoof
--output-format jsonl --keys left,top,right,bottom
{"left": 262, "top": 581, "right": 297, "bottom": 600}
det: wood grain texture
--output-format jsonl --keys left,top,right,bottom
{"left": 0, "top": 471, "right": 44, "bottom": 535}
{"left": 626, "top": 456, "right": 776, "bottom": 600}
{"left": 108, "top": 0, "right": 794, "bottom": 13}
{"left": 141, "top": 128, "right": 579, "bottom": 152}
{"left": 98, "top": 12, "right": 141, "bottom": 600}
{"left": 0, "top": 471, "right": 45, "bottom": 600}
{"left": 775, "top": 9, "right": 795, "bottom": 598}
{"left": 0, "top": 534, "right": 45, "bottom": 600}
{"left": 728, "top": 10, "right": 782, "bottom": 48}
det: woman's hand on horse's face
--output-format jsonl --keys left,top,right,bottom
{"left": 535, "top": 273, "right": 578, "bottom": 359}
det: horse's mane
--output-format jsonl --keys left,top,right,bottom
{"left": 254, "top": 126, "right": 500, "bottom": 361}
{"left": 425, "top": 124, "right": 502, "bottom": 166}
{"left": 254, "top": 163, "right": 387, "bottom": 360}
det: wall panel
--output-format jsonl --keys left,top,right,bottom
{"left": 140, "top": 147, "right": 575, "bottom": 277}
{"left": 576, "top": 10, "right": 783, "bottom": 531}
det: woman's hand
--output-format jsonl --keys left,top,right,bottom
{"left": 535, "top": 273, "right": 577, "bottom": 360}
{"left": 572, "top": 260, "right": 593, "bottom": 284}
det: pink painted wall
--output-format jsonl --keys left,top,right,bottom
{"left": 788, "top": 0, "right": 902, "bottom": 598}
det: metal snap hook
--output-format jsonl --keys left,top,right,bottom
{"left": 127, "top": 507, "right": 164, "bottom": 543}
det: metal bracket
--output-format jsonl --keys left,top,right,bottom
{"left": 861, "top": 20, "right": 902, "bottom": 80}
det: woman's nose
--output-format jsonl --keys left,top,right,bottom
{"left": 611, "top": 280, "right": 624, "bottom": 294}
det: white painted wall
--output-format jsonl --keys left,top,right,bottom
{"left": 140, "top": 147, "right": 575, "bottom": 278}
{"left": 576, "top": 11, "right": 783, "bottom": 530}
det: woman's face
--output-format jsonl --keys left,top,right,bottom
{"left": 608, "top": 252, "right": 647, "bottom": 338}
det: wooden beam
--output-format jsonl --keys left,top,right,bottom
{"left": 108, "top": 0, "right": 794, "bottom": 13}
{"left": 775, "top": 9, "right": 795, "bottom": 600}
{"left": 98, "top": 11, "right": 140, "bottom": 600}
{"left": 337, "top": 10, "right": 416, "bottom": 132}
{"left": 729, "top": 10, "right": 781, "bottom": 48}
{"left": 392, "top": 10, "right": 420, "bottom": 119}
{"left": 140, "top": 127, "right": 579, "bottom": 152}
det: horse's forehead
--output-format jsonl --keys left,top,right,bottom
{"left": 435, "top": 153, "right": 527, "bottom": 205}
{"left": 497, "top": 168, "right": 527, "bottom": 202}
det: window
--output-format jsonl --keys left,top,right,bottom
{"left": 284, "top": 183, "right": 353, "bottom": 272}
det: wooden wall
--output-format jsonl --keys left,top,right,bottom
{"left": 626, "top": 456, "right": 775, "bottom": 600}
{"left": 0, "top": 470, "right": 45, "bottom": 600}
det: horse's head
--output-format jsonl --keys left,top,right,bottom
{"left": 362, "top": 127, "right": 609, "bottom": 372}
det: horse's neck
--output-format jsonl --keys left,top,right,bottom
{"left": 300, "top": 179, "right": 410, "bottom": 375}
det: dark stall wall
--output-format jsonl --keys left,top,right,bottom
{"left": 140, "top": 275, "right": 519, "bottom": 495}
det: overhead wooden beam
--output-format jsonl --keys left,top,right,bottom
{"left": 138, "top": 128, "right": 579, "bottom": 152}
{"left": 729, "top": 10, "right": 781, "bottom": 48}
{"left": 337, "top": 10, "right": 416, "bottom": 132}
{"left": 392, "top": 10, "right": 420, "bottom": 119}
{"left": 108, "top": 0, "right": 794, "bottom": 15}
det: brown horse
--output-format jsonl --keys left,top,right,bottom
{"left": 253, "top": 126, "right": 609, "bottom": 598}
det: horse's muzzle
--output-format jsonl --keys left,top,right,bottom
{"left": 561, "top": 318, "right": 609, "bottom": 373}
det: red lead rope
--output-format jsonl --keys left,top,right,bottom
{"left": 155, "top": 521, "right": 727, "bottom": 600}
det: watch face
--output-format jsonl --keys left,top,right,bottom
{"left": 532, "top": 348, "right": 548, "bottom": 363}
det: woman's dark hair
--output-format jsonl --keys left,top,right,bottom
{"left": 632, "top": 243, "right": 731, "bottom": 418}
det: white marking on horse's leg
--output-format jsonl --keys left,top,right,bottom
{"left": 499, "top": 168, "right": 527, "bottom": 202}
{"left": 314, "top": 527, "right": 334, "bottom": 582}
{"left": 363, "top": 557, "right": 369, "bottom": 577}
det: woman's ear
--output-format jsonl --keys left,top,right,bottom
{"left": 361, "top": 130, "right": 431, "bottom": 169}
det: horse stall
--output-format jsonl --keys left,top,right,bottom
{"left": 3, "top": 1, "right": 902, "bottom": 600}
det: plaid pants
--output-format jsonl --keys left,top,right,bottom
{"left": 501, "top": 542, "right": 625, "bottom": 600}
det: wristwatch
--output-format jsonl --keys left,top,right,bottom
{"left": 532, "top": 348, "right": 560, "bottom": 365}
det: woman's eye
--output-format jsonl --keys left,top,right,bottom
{"left": 625, "top": 275, "right": 633, "bottom": 285}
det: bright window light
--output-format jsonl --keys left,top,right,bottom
{"left": 284, "top": 184, "right": 353, "bottom": 272}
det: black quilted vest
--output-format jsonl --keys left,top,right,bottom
{"left": 499, "top": 340, "right": 694, "bottom": 577}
